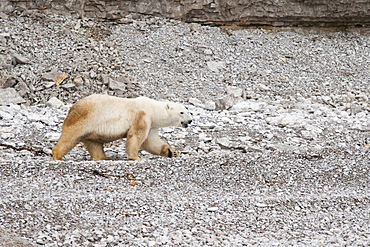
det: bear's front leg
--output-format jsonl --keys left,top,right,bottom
{"left": 126, "top": 112, "right": 150, "bottom": 161}
{"left": 126, "top": 134, "right": 146, "bottom": 161}
{"left": 141, "top": 128, "right": 180, "bottom": 158}
{"left": 160, "top": 145, "right": 180, "bottom": 158}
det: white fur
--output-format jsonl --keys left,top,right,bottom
{"left": 83, "top": 95, "right": 191, "bottom": 140}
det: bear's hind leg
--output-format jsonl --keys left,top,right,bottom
{"left": 83, "top": 140, "right": 111, "bottom": 161}
{"left": 141, "top": 129, "right": 180, "bottom": 158}
{"left": 126, "top": 133, "right": 146, "bottom": 161}
{"left": 52, "top": 134, "right": 80, "bottom": 160}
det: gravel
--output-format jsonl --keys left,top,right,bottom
{"left": 0, "top": 11, "right": 370, "bottom": 246}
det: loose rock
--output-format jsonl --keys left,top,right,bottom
{"left": 0, "top": 88, "right": 26, "bottom": 105}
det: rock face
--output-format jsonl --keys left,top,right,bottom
{"left": 2, "top": 0, "right": 370, "bottom": 27}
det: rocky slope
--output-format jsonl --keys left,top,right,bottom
{"left": 0, "top": 11, "right": 370, "bottom": 246}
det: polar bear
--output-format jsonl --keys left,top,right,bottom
{"left": 52, "top": 94, "right": 192, "bottom": 161}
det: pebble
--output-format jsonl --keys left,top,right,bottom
{"left": 204, "top": 49, "right": 213, "bottom": 55}
{"left": 207, "top": 207, "right": 219, "bottom": 212}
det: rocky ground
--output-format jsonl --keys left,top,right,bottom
{"left": 0, "top": 10, "right": 370, "bottom": 246}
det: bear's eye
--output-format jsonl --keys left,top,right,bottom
{"left": 180, "top": 112, "right": 184, "bottom": 115}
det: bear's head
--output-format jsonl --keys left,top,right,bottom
{"left": 165, "top": 102, "right": 192, "bottom": 128}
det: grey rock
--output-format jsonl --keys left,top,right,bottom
{"left": 198, "top": 133, "right": 212, "bottom": 142}
{"left": 41, "top": 71, "right": 68, "bottom": 86}
{"left": 204, "top": 100, "right": 216, "bottom": 110}
{"left": 0, "top": 73, "right": 16, "bottom": 88}
{"left": 43, "top": 80, "right": 55, "bottom": 89}
{"left": 266, "top": 114, "right": 307, "bottom": 127}
{"left": 226, "top": 86, "right": 244, "bottom": 98}
{"left": 14, "top": 80, "right": 30, "bottom": 96}
{"left": 189, "top": 23, "right": 202, "bottom": 32}
{"left": 0, "top": 54, "right": 13, "bottom": 69}
{"left": 189, "top": 98, "right": 204, "bottom": 108}
{"left": 246, "top": 145, "right": 264, "bottom": 152}
{"left": 108, "top": 76, "right": 130, "bottom": 95}
{"left": 207, "top": 61, "right": 225, "bottom": 73}
{"left": 258, "top": 83, "right": 270, "bottom": 91}
{"left": 46, "top": 97, "right": 64, "bottom": 108}
{"left": 255, "top": 203, "right": 269, "bottom": 208}
{"left": 61, "top": 83, "right": 76, "bottom": 89}
{"left": 13, "top": 53, "right": 30, "bottom": 64}
{"left": 189, "top": 98, "right": 216, "bottom": 111}
{"left": 0, "top": 88, "right": 26, "bottom": 105}
{"left": 207, "top": 206, "right": 219, "bottom": 212}
{"left": 156, "top": 235, "right": 169, "bottom": 245}
{"left": 204, "top": 49, "right": 213, "bottom": 55}
{"left": 199, "top": 122, "right": 217, "bottom": 129}
{"left": 216, "top": 137, "right": 231, "bottom": 148}
{"left": 41, "top": 71, "right": 61, "bottom": 82}
{"left": 231, "top": 101, "right": 267, "bottom": 112}
{"left": 101, "top": 74, "right": 110, "bottom": 85}
{"left": 108, "top": 79, "right": 126, "bottom": 92}
{"left": 215, "top": 96, "right": 235, "bottom": 110}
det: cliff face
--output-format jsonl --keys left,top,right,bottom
{"left": 2, "top": 0, "right": 370, "bottom": 26}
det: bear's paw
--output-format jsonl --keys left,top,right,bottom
{"left": 167, "top": 147, "right": 179, "bottom": 158}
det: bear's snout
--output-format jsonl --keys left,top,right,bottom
{"left": 181, "top": 120, "right": 192, "bottom": 128}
